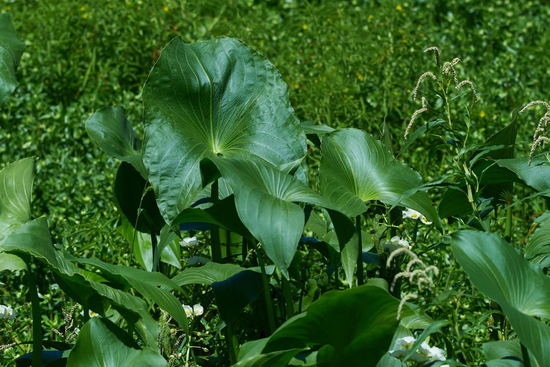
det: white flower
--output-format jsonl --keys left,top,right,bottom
{"left": 420, "top": 216, "right": 433, "bottom": 225}
{"left": 192, "top": 304, "right": 204, "bottom": 316}
{"left": 183, "top": 304, "right": 193, "bottom": 318}
{"left": 402, "top": 208, "right": 422, "bottom": 220}
{"left": 183, "top": 303, "right": 204, "bottom": 317}
{"left": 427, "top": 346, "right": 446, "bottom": 361}
{"left": 0, "top": 305, "right": 16, "bottom": 319}
{"left": 389, "top": 336, "right": 417, "bottom": 359}
{"left": 180, "top": 236, "right": 199, "bottom": 247}
{"left": 390, "top": 236, "right": 411, "bottom": 248}
{"left": 80, "top": 309, "right": 99, "bottom": 318}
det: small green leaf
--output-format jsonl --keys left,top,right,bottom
{"left": 0, "top": 252, "right": 26, "bottom": 271}
{"left": 86, "top": 107, "right": 146, "bottom": 177}
{"left": 0, "top": 158, "right": 34, "bottom": 229}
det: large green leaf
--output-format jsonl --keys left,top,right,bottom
{"left": 74, "top": 257, "right": 187, "bottom": 330}
{"left": 67, "top": 318, "right": 167, "bottom": 367}
{"left": 320, "top": 129, "right": 438, "bottom": 224}
{"left": 451, "top": 230, "right": 550, "bottom": 366}
{"left": 85, "top": 107, "right": 146, "bottom": 177}
{"left": 262, "top": 285, "right": 400, "bottom": 367}
{"left": 497, "top": 157, "right": 550, "bottom": 196}
{"left": 142, "top": 37, "right": 306, "bottom": 222}
{"left": 215, "top": 158, "right": 334, "bottom": 275}
{"left": 0, "top": 13, "right": 24, "bottom": 103}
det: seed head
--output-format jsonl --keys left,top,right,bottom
{"left": 412, "top": 72, "right": 437, "bottom": 100}
{"left": 404, "top": 107, "right": 428, "bottom": 138}
{"left": 456, "top": 79, "right": 479, "bottom": 100}
{"left": 423, "top": 46, "right": 441, "bottom": 67}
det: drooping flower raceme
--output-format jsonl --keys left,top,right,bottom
{"left": 0, "top": 305, "right": 15, "bottom": 319}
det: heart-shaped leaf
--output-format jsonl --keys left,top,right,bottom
{"left": 497, "top": 157, "right": 550, "bottom": 196}
{"left": 142, "top": 37, "right": 306, "bottom": 223}
{"left": 320, "top": 129, "right": 438, "bottom": 224}
{"left": 0, "top": 13, "right": 24, "bottom": 103}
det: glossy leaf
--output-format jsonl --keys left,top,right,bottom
{"left": 320, "top": 129, "right": 438, "bottom": 224}
{"left": 262, "top": 285, "right": 400, "bottom": 367}
{"left": 451, "top": 230, "right": 550, "bottom": 366}
{"left": 67, "top": 318, "right": 167, "bottom": 367}
{"left": 142, "top": 37, "right": 306, "bottom": 222}
{"left": 215, "top": 158, "right": 335, "bottom": 275}
{"left": 0, "top": 13, "right": 24, "bottom": 103}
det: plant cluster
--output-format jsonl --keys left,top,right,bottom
{"left": 0, "top": 3, "right": 549, "bottom": 367}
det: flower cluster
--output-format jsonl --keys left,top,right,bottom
{"left": 389, "top": 336, "right": 447, "bottom": 364}
{"left": 183, "top": 304, "right": 204, "bottom": 318}
{"left": 0, "top": 305, "right": 15, "bottom": 319}
{"left": 402, "top": 208, "right": 432, "bottom": 225}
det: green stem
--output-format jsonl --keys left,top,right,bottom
{"left": 225, "top": 229, "right": 232, "bottom": 260}
{"left": 505, "top": 204, "right": 513, "bottom": 243}
{"left": 151, "top": 232, "right": 159, "bottom": 272}
{"left": 224, "top": 322, "right": 238, "bottom": 364}
{"left": 521, "top": 343, "right": 531, "bottom": 367}
{"left": 211, "top": 181, "right": 222, "bottom": 262}
{"left": 241, "top": 237, "right": 248, "bottom": 263}
{"left": 257, "top": 245, "right": 276, "bottom": 333}
{"left": 281, "top": 277, "right": 294, "bottom": 319}
{"left": 25, "top": 263, "right": 42, "bottom": 367}
{"left": 356, "top": 216, "right": 364, "bottom": 286}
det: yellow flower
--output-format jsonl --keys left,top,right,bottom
{"left": 356, "top": 73, "right": 366, "bottom": 81}
{"left": 163, "top": 5, "right": 169, "bottom": 12}
{"left": 368, "top": 15, "right": 374, "bottom": 21}
{"left": 302, "top": 24, "right": 309, "bottom": 30}
{"left": 291, "top": 83, "right": 300, "bottom": 89}
{"left": 395, "top": 4, "right": 403, "bottom": 11}
{"left": 479, "top": 111, "right": 486, "bottom": 118}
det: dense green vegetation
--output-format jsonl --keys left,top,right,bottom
{"left": 1, "top": 1, "right": 549, "bottom": 366}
